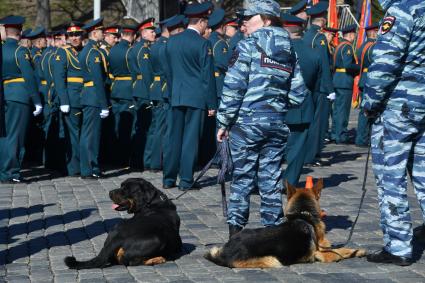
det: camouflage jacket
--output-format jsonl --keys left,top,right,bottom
{"left": 216, "top": 26, "right": 308, "bottom": 129}
{"left": 363, "top": 0, "right": 425, "bottom": 114}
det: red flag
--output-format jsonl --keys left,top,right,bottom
{"left": 352, "top": 0, "right": 372, "bottom": 108}
{"left": 328, "top": 0, "right": 339, "bottom": 46}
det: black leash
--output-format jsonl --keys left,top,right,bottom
{"left": 173, "top": 139, "right": 232, "bottom": 217}
{"left": 331, "top": 139, "right": 371, "bottom": 249}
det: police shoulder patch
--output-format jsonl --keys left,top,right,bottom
{"left": 381, "top": 16, "right": 396, "bottom": 35}
{"left": 260, "top": 53, "right": 292, "bottom": 73}
{"left": 95, "top": 56, "right": 100, "bottom": 63}
{"left": 143, "top": 53, "right": 149, "bottom": 59}
{"left": 55, "top": 55, "right": 61, "bottom": 61}
{"left": 320, "top": 39, "right": 326, "bottom": 46}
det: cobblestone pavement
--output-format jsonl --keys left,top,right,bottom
{"left": 1, "top": 110, "right": 425, "bottom": 283}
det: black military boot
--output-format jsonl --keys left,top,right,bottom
{"left": 366, "top": 249, "right": 412, "bottom": 266}
{"left": 414, "top": 224, "right": 425, "bottom": 243}
{"left": 229, "top": 225, "right": 242, "bottom": 240}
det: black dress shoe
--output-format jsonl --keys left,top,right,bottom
{"left": 81, "top": 174, "right": 103, "bottom": 180}
{"left": 178, "top": 182, "right": 201, "bottom": 191}
{"left": 366, "top": 249, "right": 412, "bottom": 266}
{"left": 1, "top": 178, "right": 24, "bottom": 184}
{"left": 162, "top": 183, "right": 177, "bottom": 189}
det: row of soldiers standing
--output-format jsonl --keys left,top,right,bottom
{"left": 279, "top": 0, "right": 379, "bottom": 187}
{"left": 0, "top": 3, "right": 242, "bottom": 185}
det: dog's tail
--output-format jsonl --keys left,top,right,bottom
{"left": 204, "top": 246, "right": 229, "bottom": 267}
{"left": 64, "top": 245, "right": 116, "bottom": 269}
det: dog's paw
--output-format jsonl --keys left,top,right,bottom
{"left": 354, "top": 249, "right": 367, "bottom": 257}
{"left": 143, "top": 256, "right": 166, "bottom": 265}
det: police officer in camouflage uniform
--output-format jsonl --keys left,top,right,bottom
{"left": 363, "top": 0, "right": 425, "bottom": 266}
{"left": 216, "top": 0, "right": 307, "bottom": 238}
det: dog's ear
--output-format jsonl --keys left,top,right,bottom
{"left": 286, "top": 180, "right": 297, "bottom": 201}
{"left": 312, "top": 178, "right": 323, "bottom": 200}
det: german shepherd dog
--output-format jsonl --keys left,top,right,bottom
{"left": 64, "top": 178, "right": 182, "bottom": 269}
{"left": 205, "top": 179, "right": 366, "bottom": 267}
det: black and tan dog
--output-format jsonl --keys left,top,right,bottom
{"left": 64, "top": 178, "right": 182, "bottom": 269}
{"left": 205, "top": 179, "right": 366, "bottom": 268}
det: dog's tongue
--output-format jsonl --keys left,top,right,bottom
{"left": 112, "top": 204, "right": 119, "bottom": 210}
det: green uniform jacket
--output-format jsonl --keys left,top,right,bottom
{"left": 79, "top": 39, "right": 108, "bottom": 108}
{"left": 285, "top": 39, "right": 321, "bottom": 124}
{"left": 52, "top": 46, "right": 83, "bottom": 108}
{"left": 2, "top": 38, "right": 40, "bottom": 105}
{"left": 109, "top": 39, "right": 133, "bottom": 101}
{"left": 149, "top": 36, "right": 168, "bottom": 101}
{"left": 333, "top": 39, "right": 360, "bottom": 90}
{"left": 165, "top": 28, "right": 217, "bottom": 110}
{"left": 129, "top": 39, "right": 153, "bottom": 102}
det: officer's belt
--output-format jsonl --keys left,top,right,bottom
{"left": 84, "top": 81, "right": 94, "bottom": 87}
{"left": 114, "top": 76, "right": 132, "bottom": 81}
{"left": 362, "top": 68, "right": 368, "bottom": 73}
{"left": 154, "top": 76, "right": 161, "bottom": 81}
{"left": 4, "top": 78, "right": 25, "bottom": 84}
{"left": 335, "top": 68, "right": 347, "bottom": 73}
{"left": 41, "top": 80, "right": 47, "bottom": 85}
{"left": 136, "top": 75, "right": 142, "bottom": 80}
{"left": 67, "top": 77, "right": 84, "bottom": 83}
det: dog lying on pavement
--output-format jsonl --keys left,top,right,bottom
{"left": 64, "top": 178, "right": 182, "bottom": 269}
{"left": 204, "top": 178, "right": 366, "bottom": 267}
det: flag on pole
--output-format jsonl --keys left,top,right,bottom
{"left": 328, "top": 0, "right": 339, "bottom": 46}
{"left": 352, "top": 0, "right": 372, "bottom": 108}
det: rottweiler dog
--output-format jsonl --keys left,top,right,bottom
{"left": 205, "top": 179, "right": 366, "bottom": 268}
{"left": 64, "top": 178, "right": 182, "bottom": 269}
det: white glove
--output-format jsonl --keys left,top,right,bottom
{"left": 327, "top": 92, "right": 336, "bottom": 101}
{"left": 60, "top": 105, "right": 70, "bottom": 113}
{"left": 100, "top": 109, "right": 109, "bottom": 119}
{"left": 33, "top": 104, "right": 43, "bottom": 116}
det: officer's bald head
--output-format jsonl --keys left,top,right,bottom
{"left": 5, "top": 27, "right": 21, "bottom": 38}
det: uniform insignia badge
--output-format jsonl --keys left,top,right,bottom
{"left": 143, "top": 53, "right": 149, "bottom": 59}
{"left": 320, "top": 40, "right": 325, "bottom": 46}
{"left": 95, "top": 57, "right": 100, "bottom": 63}
{"left": 260, "top": 53, "right": 293, "bottom": 73}
{"left": 55, "top": 55, "right": 60, "bottom": 61}
{"left": 347, "top": 49, "right": 351, "bottom": 55}
{"left": 208, "top": 48, "right": 212, "bottom": 56}
{"left": 228, "top": 50, "right": 239, "bottom": 67}
{"left": 223, "top": 47, "right": 227, "bottom": 53}
{"left": 25, "top": 53, "right": 30, "bottom": 60}
{"left": 381, "top": 16, "right": 396, "bottom": 35}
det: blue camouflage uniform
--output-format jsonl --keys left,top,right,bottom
{"left": 217, "top": 20, "right": 308, "bottom": 227}
{"left": 52, "top": 43, "right": 84, "bottom": 176}
{"left": 108, "top": 37, "right": 135, "bottom": 166}
{"left": 363, "top": 0, "right": 425, "bottom": 259}
{"left": 0, "top": 16, "right": 42, "bottom": 182}
{"left": 355, "top": 36, "right": 376, "bottom": 146}
{"left": 79, "top": 29, "right": 109, "bottom": 178}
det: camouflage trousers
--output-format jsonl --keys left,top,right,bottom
{"left": 373, "top": 109, "right": 425, "bottom": 258}
{"left": 227, "top": 117, "right": 289, "bottom": 227}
